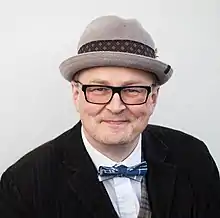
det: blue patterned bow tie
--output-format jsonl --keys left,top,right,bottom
{"left": 98, "top": 161, "right": 148, "bottom": 182}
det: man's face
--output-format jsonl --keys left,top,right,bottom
{"left": 72, "top": 67, "right": 159, "bottom": 146}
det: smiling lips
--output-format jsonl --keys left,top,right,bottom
{"left": 102, "top": 120, "right": 129, "bottom": 125}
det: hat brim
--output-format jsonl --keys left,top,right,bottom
{"left": 59, "top": 51, "right": 173, "bottom": 85}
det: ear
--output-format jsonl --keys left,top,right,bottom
{"left": 148, "top": 87, "right": 160, "bottom": 114}
{"left": 152, "top": 86, "right": 160, "bottom": 104}
{"left": 71, "top": 81, "right": 80, "bottom": 112}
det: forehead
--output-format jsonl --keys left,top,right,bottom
{"left": 76, "top": 67, "right": 155, "bottom": 85}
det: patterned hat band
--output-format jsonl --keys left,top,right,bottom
{"left": 78, "top": 40, "right": 156, "bottom": 58}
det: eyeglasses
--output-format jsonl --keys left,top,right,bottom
{"left": 75, "top": 81, "right": 153, "bottom": 105}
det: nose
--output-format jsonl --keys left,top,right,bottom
{"left": 105, "top": 93, "right": 126, "bottom": 113}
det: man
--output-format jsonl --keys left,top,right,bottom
{"left": 0, "top": 15, "right": 219, "bottom": 218}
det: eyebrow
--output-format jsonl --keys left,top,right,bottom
{"left": 88, "top": 79, "right": 150, "bottom": 86}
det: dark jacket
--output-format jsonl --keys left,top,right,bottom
{"left": 0, "top": 122, "right": 220, "bottom": 218}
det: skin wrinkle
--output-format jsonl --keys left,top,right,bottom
{"left": 71, "top": 67, "right": 160, "bottom": 162}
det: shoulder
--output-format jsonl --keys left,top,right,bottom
{"left": 146, "top": 124, "right": 206, "bottom": 152}
{"left": 145, "top": 124, "right": 216, "bottom": 169}
{"left": 145, "top": 125, "right": 220, "bottom": 185}
{"left": 0, "top": 124, "right": 82, "bottom": 209}
{"left": 144, "top": 126, "right": 220, "bottom": 213}
{"left": 1, "top": 122, "right": 81, "bottom": 185}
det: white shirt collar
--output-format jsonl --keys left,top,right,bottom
{"left": 81, "top": 126, "right": 142, "bottom": 169}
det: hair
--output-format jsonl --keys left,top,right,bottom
{"left": 71, "top": 71, "right": 80, "bottom": 82}
{"left": 151, "top": 73, "right": 159, "bottom": 86}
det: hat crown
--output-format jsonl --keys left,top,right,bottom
{"left": 77, "top": 15, "right": 155, "bottom": 51}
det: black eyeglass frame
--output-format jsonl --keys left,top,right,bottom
{"left": 75, "top": 81, "right": 154, "bottom": 105}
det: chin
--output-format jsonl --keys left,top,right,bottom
{"left": 98, "top": 133, "right": 133, "bottom": 145}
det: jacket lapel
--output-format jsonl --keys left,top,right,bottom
{"left": 142, "top": 126, "right": 177, "bottom": 218}
{"left": 61, "top": 122, "right": 118, "bottom": 218}
{"left": 60, "top": 121, "right": 176, "bottom": 218}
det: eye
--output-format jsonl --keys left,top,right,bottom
{"left": 87, "top": 86, "right": 111, "bottom": 92}
{"left": 124, "top": 88, "right": 143, "bottom": 93}
{"left": 128, "top": 89, "right": 139, "bottom": 93}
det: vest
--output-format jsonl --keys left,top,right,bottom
{"left": 138, "top": 177, "right": 152, "bottom": 218}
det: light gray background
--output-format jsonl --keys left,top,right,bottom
{"left": 0, "top": 0, "right": 219, "bottom": 175}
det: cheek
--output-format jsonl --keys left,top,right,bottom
{"left": 79, "top": 99, "right": 104, "bottom": 118}
{"left": 126, "top": 105, "right": 152, "bottom": 133}
{"left": 74, "top": 91, "right": 100, "bottom": 116}
{"left": 128, "top": 103, "right": 151, "bottom": 119}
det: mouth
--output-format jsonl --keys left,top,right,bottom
{"left": 102, "top": 120, "right": 129, "bottom": 125}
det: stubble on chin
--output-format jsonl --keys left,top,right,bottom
{"left": 91, "top": 123, "right": 136, "bottom": 146}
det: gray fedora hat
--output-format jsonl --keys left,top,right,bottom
{"left": 59, "top": 15, "right": 173, "bottom": 85}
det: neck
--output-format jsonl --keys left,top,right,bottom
{"left": 83, "top": 129, "right": 140, "bottom": 162}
